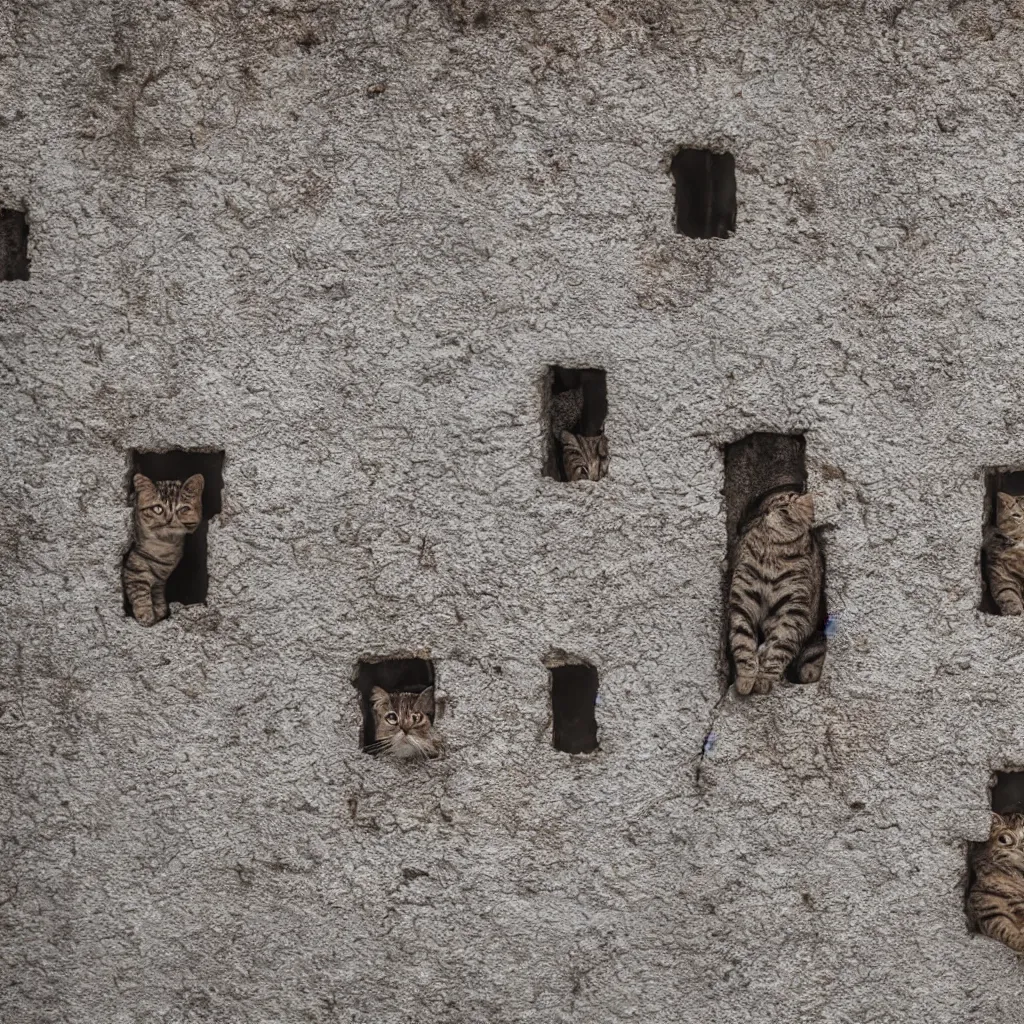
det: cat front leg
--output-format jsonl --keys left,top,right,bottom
{"left": 151, "top": 581, "right": 169, "bottom": 622}
{"left": 126, "top": 581, "right": 158, "bottom": 626}
{"left": 755, "top": 629, "right": 805, "bottom": 693}
{"left": 756, "top": 590, "right": 816, "bottom": 692}
{"left": 728, "top": 608, "right": 760, "bottom": 696}
{"left": 993, "top": 583, "right": 1024, "bottom": 616}
{"left": 124, "top": 548, "right": 161, "bottom": 626}
{"left": 791, "top": 633, "right": 827, "bottom": 685}
{"left": 984, "top": 915, "right": 1024, "bottom": 954}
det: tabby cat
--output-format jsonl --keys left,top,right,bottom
{"left": 551, "top": 386, "right": 609, "bottom": 482}
{"left": 968, "top": 813, "right": 1024, "bottom": 954}
{"left": 984, "top": 491, "right": 1024, "bottom": 615}
{"left": 366, "top": 687, "right": 442, "bottom": 759}
{"left": 123, "top": 473, "right": 204, "bottom": 626}
{"left": 728, "top": 489, "right": 826, "bottom": 695}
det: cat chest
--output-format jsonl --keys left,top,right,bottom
{"left": 134, "top": 537, "right": 185, "bottom": 572}
{"left": 997, "top": 544, "right": 1024, "bottom": 574}
{"left": 737, "top": 535, "right": 813, "bottom": 572}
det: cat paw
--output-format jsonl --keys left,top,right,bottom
{"left": 754, "top": 672, "right": 780, "bottom": 694}
{"left": 733, "top": 671, "right": 757, "bottom": 696}
{"left": 132, "top": 608, "right": 159, "bottom": 627}
{"left": 797, "top": 661, "right": 824, "bottom": 685}
{"left": 998, "top": 602, "right": 1024, "bottom": 617}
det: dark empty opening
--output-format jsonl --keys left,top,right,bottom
{"left": 545, "top": 366, "right": 608, "bottom": 481}
{"left": 0, "top": 209, "right": 29, "bottom": 281}
{"left": 124, "top": 449, "right": 225, "bottom": 611}
{"left": 722, "top": 433, "right": 827, "bottom": 690}
{"left": 670, "top": 148, "right": 736, "bottom": 239}
{"left": 549, "top": 661, "right": 599, "bottom": 754}
{"left": 352, "top": 657, "right": 435, "bottom": 750}
{"left": 991, "top": 771, "right": 1024, "bottom": 814}
{"left": 980, "top": 468, "right": 1024, "bottom": 614}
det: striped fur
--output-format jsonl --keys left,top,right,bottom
{"left": 560, "top": 431, "right": 609, "bottom": 482}
{"left": 728, "top": 490, "right": 825, "bottom": 695}
{"left": 123, "top": 473, "right": 203, "bottom": 626}
{"left": 984, "top": 492, "right": 1024, "bottom": 615}
{"left": 968, "top": 813, "right": 1024, "bottom": 954}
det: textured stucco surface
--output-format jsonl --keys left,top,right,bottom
{"left": 3, "top": 1, "right": 1024, "bottom": 1021}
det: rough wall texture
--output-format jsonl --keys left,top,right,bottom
{"left": 2, "top": 1, "right": 1024, "bottom": 1021}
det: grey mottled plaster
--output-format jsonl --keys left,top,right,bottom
{"left": 2, "top": 1, "right": 1024, "bottom": 1021}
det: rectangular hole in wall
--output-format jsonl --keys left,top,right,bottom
{"left": 544, "top": 366, "right": 608, "bottom": 482}
{"left": 722, "top": 433, "right": 828, "bottom": 692}
{"left": 547, "top": 658, "right": 599, "bottom": 754}
{"left": 670, "top": 147, "right": 736, "bottom": 239}
{"left": 123, "top": 449, "right": 225, "bottom": 612}
{"left": 0, "top": 209, "right": 30, "bottom": 281}
{"left": 979, "top": 468, "right": 1024, "bottom": 614}
{"left": 352, "top": 657, "right": 436, "bottom": 751}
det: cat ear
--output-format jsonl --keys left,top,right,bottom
{"left": 369, "top": 686, "right": 391, "bottom": 710}
{"left": 180, "top": 474, "right": 204, "bottom": 500}
{"left": 413, "top": 687, "right": 435, "bottom": 716}
{"left": 793, "top": 493, "right": 815, "bottom": 523}
{"left": 133, "top": 474, "right": 158, "bottom": 504}
{"left": 560, "top": 431, "right": 579, "bottom": 450}
{"left": 597, "top": 435, "right": 609, "bottom": 457}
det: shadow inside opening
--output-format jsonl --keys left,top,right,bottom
{"left": 550, "top": 662, "right": 599, "bottom": 754}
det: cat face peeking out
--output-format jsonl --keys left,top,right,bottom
{"left": 968, "top": 811, "right": 1024, "bottom": 953}
{"left": 983, "top": 813, "right": 1024, "bottom": 871}
{"left": 134, "top": 474, "right": 204, "bottom": 537}
{"left": 560, "top": 432, "right": 609, "bottom": 482}
{"left": 996, "top": 492, "right": 1024, "bottom": 541}
{"left": 366, "top": 687, "right": 442, "bottom": 760}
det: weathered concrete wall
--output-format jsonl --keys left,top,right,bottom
{"left": 2, "top": 1, "right": 1024, "bottom": 1020}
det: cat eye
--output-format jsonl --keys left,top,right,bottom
{"left": 384, "top": 712, "right": 398, "bottom": 725}
{"left": 997, "top": 832, "right": 1015, "bottom": 846}
{"left": 149, "top": 505, "right": 163, "bottom": 514}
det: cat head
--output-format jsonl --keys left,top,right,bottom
{"left": 984, "top": 813, "right": 1024, "bottom": 869}
{"left": 133, "top": 473, "right": 204, "bottom": 537}
{"left": 996, "top": 492, "right": 1024, "bottom": 540}
{"left": 367, "top": 686, "right": 441, "bottom": 760}
{"left": 560, "top": 431, "right": 609, "bottom": 482}
{"left": 755, "top": 490, "right": 815, "bottom": 540}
